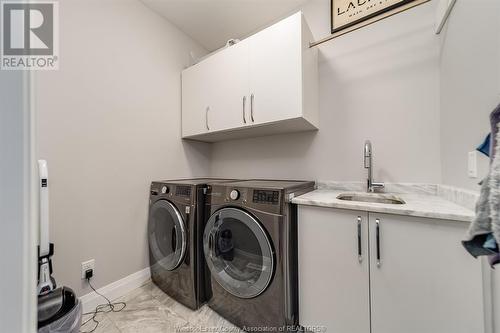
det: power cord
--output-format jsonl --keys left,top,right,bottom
{"left": 80, "top": 271, "right": 126, "bottom": 333}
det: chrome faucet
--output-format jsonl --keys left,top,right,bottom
{"left": 364, "top": 140, "right": 385, "bottom": 193}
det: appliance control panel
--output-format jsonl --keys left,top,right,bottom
{"left": 252, "top": 190, "right": 280, "bottom": 205}
{"left": 226, "top": 188, "right": 280, "bottom": 205}
{"left": 150, "top": 183, "right": 192, "bottom": 203}
{"left": 216, "top": 185, "right": 284, "bottom": 214}
{"left": 175, "top": 185, "right": 192, "bottom": 197}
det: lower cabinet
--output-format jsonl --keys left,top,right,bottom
{"left": 298, "top": 208, "right": 370, "bottom": 333}
{"left": 298, "top": 206, "right": 485, "bottom": 333}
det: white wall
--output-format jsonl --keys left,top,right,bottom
{"left": 210, "top": 0, "right": 442, "bottom": 184}
{"left": 0, "top": 72, "right": 35, "bottom": 332}
{"left": 35, "top": 0, "right": 209, "bottom": 296}
{"left": 439, "top": 0, "right": 500, "bottom": 190}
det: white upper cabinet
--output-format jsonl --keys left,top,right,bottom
{"left": 182, "top": 40, "right": 249, "bottom": 136}
{"left": 181, "top": 12, "right": 318, "bottom": 142}
{"left": 247, "top": 13, "right": 302, "bottom": 125}
{"left": 182, "top": 55, "right": 217, "bottom": 137}
{"left": 210, "top": 41, "right": 250, "bottom": 132}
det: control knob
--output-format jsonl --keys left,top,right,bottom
{"left": 229, "top": 190, "right": 240, "bottom": 200}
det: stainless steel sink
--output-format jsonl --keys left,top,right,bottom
{"left": 337, "top": 193, "right": 406, "bottom": 205}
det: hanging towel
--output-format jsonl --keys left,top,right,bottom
{"left": 463, "top": 176, "right": 494, "bottom": 257}
{"left": 463, "top": 105, "right": 500, "bottom": 265}
{"left": 489, "top": 123, "right": 500, "bottom": 245}
{"left": 490, "top": 103, "right": 500, "bottom": 158}
{"left": 463, "top": 129, "right": 500, "bottom": 258}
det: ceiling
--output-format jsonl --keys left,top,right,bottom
{"left": 140, "top": 0, "right": 309, "bottom": 51}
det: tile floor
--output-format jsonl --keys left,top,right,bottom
{"left": 80, "top": 281, "right": 242, "bottom": 333}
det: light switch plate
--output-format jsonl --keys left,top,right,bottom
{"left": 468, "top": 151, "right": 478, "bottom": 178}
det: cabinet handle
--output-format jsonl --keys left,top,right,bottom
{"left": 357, "top": 216, "right": 362, "bottom": 263}
{"left": 242, "top": 96, "right": 247, "bottom": 124}
{"left": 205, "top": 106, "right": 210, "bottom": 130}
{"left": 376, "top": 218, "right": 381, "bottom": 267}
{"left": 250, "top": 93, "right": 255, "bottom": 122}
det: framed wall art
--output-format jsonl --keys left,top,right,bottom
{"left": 331, "top": 0, "right": 418, "bottom": 33}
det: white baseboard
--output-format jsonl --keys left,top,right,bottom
{"left": 80, "top": 267, "right": 151, "bottom": 313}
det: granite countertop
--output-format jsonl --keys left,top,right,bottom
{"left": 292, "top": 182, "right": 478, "bottom": 223}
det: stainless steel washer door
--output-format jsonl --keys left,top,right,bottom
{"left": 148, "top": 200, "right": 187, "bottom": 271}
{"left": 204, "top": 208, "right": 274, "bottom": 299}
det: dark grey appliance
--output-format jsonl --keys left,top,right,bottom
{"left": 148, "top": 178, "right": 235, "bottom": 310}
{"left": 203, "top": 180, "right": 315, "bottom": 332}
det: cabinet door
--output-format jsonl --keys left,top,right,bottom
{"left": 182, "top": 42, "right": 249, "bottom": 137}
{"left": 182, "top": 60, "right": 216, "bottom": 137}
{"left": 369, "top": 214, "right": 484, "bottom": 333}
{"left": 247, "top": 13, "right": 302, "bottom": 125}
{"left": 298, "top": 206, "right": 370, "bottom": 333}
{"left": 208, "top": 40, "right": 250, "bottom": 132}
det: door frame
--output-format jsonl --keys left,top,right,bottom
{"left": 25, "top": 71, "right": 38, "bottom": 333}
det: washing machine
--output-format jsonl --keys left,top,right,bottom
{"left": 203, "top": 180, "right": 315, "bottom": 331}
{"left": 148, "top": 178, "right": 235, "bottom": 310}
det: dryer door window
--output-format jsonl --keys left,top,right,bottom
{"left": 204, "top": 207, "right": 274, "bottom": 299}
{"left": 148, "top": 200, "right": 187, "bottom": 271}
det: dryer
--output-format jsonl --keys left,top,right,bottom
{"left": 203, "top": 180, "right": 314, "bottom": 331}
{"left": 148, "top": 178, "right": 234, "bottom": 310}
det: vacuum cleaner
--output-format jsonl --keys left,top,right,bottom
{"left": 37, "top": 160, "right": 82, "bottom": 333}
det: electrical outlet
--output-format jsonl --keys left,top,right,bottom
{"left": 81, "top": 259, "right": 95, "bottom": 279}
